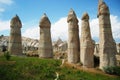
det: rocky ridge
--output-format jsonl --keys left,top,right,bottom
{"left": 0, "top": 36, "right": 39, "bottom": 48}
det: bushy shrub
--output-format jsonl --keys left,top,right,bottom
{"left": 4, "top": 51, "right": 11, "bottom": 60}
{"left": 103, "top": 66, "right": 120, "bottom": 76}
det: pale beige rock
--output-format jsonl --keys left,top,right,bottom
{"left": 67, "top": 9, "right": 80, "bottom": 63}
{"left": 8, "top": 15, "right": 22, "bottom": 55}
{"left": 98, "top": 2, "right": 117, "bottom": 70}
{"left": 39, "top": 13, "right": 53, "bottom": 58}
{"left": 80, "top": 13, "right": 94, "bottom": 68}
{"left": 94, "top": 43, "right": 100, "bottom": 57}
{"left": 58, "top": 42, "right": 67, "bottom": 53}
{"left": 53, "top": 38, "right": 63, "bottom": 52}
{"left": 116, "top": 43, "right": 120, "bottom": 54}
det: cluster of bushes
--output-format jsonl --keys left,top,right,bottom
{"left": 103, "top": 66, "right": 120, "bottom": 76}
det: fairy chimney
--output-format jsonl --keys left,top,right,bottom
{"left": 80, "top": 13, "right": 94, "bottom": 68}
{"left": 98, "top": 1, "right": 117, "bottom": 70}
{"left": 67, "top": 9, "right": 80, "bottom": 63}
{"left": 8, "top": 15, "right": 22, "bottom": 55}
{"left": 39, "top": 13, "right": 53, "bottom": 58}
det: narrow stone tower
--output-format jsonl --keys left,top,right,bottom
{"left": 98, "top": 1, "right": 117, "bottom": 70}
{"left": 67, "top": 9, "right": 80, "bottom": 63}
{"left": 8, "top": 15, "right": 22, "bottom": 55}
{"left": 39, "top": 13, "right": 53, "bottom": 58}
{"left": 80, "top": 13, "right": 94, "bottom": 68}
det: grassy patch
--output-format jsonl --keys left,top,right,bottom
{"left": 0, "top": 56, "right": 120, "bottom": 80}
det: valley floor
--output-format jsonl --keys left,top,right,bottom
{"left": 0, "top": 55, "right": 120, "bottom": 80}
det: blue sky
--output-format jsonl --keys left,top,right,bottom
{"left": 0, "top": 0, "right": 120, "bottom": 42}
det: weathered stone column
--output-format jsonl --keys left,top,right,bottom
{"left": 80, "top": 13, "right": 94, "bottom": 68}
{"left": 98, "top": 1, "right": 117, "bottom": 70}
{"left": 39, "top": 13, "right": 53, "bottom": 58}
{"left": 8, "top": 15, "right": 22, "bottom": 55}
{"left": 67, "top": 9, "right": 80, "bottom": 63}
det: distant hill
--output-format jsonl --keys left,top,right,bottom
{"left": 0, "top": 36, "right": 39, "bottom": 48}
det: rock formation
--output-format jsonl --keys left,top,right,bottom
{"left": 8, "top": 15, "right": 22, "bottom": 55}
{"left": 116, "top": 43, "right": 120, "bottom": 54}
{"left": 80, "top": 13, "right": 94, "bottom": 68}
{"left": 67, "top": 9, "right": 80, "bottom": 63}
{"left": 98, "top": 1, "right": 117, "bottom": 70}
{"left": 53, "top": 38, "right": 67, "bottom": 53}
{"left": 58, "top": 41, "right": 67, "bottom": 53}
{"left": 39, "top": 13, "right": 53, "bottom": 58}
{"left": 94, "top": 43, "right": 99, "bottom": 57}
{"left": 53, "top": 38, "right": 63, "bottom": 52}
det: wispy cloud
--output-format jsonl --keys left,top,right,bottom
{"left": 0, "top": 20, "right": 10, "bottom": 31}
{"left": 0, "top": 0, "right": 13, "bottom": 13}
{"left": 0, "top": 0, "right": 13, "bottom": 5}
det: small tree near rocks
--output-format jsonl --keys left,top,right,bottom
{"left": 4, "top": 51, "right": 11, "bottom": 61}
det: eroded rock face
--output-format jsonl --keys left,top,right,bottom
{"left": 67, "top": 9, "right": 80, "bottom": 63}
{"left": 53, "top": 38, "right": 67, "bottom": 53}
{"left": 8, "top": 15, "right": 22, "bottom": 55}
{"left": 39, "top": 13, "right": 53, "bottom": 58}
{"left": 80, "top": 13, "right": 94, "bottom": 68}
{"left": 98, "top": 2, "right": 117, "bottom": 70}
{"left": 116, "top": 43, "right": 120, "bottom": 54}
{"left": 94, "top": 43, "right": 99, "bottom": 57}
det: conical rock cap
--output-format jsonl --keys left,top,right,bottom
{"left": 10, "top": 15, "right": 22, "bottom": 28}
{"left": 39, "top": 13, "right": 51, "bottom": 27}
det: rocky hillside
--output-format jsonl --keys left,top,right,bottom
{"left": 0, "top": 35, "right": 119, "bottom": 56}
{"left": 0, "top": 36, "right": 39, "bottom": 48}
{"left": 0, "top": 35, "right": 68, "bottom": 57}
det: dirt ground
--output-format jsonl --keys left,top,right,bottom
{"left": 63, "top": 62, "right": 119, "bottom": 77}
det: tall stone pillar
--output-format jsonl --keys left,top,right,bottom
{"left": 8, "top": 15, "right": 22, "bottom": 55}
{"left": 67, "top": 9, "right": 80, "bottom": 63}
{"left": 98, "top": 2, "right": 117, "bottom": 70}
{"left": 39, "top": 13, "right": 53, "bottom": 58}
{"left": 80, "top": 13, "right": 94, "bottom": 68}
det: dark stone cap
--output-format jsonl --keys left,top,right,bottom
{"left": 81, "top": 12, "right": 89, "bottom": 20}
{"left": 10, "top": 15, "right": 22, "bottom": 28}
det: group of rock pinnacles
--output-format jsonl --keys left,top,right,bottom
{"left": 7, "top": 1, "right": 118, "bottom": 71}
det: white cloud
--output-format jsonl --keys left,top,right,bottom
{"left": 51, "top": 17, "right": 68, "bottom": 41}
{"left": 0, "top": 0, "right": 13, "bottom": 5}
{"left": 0, "top": 20, "right": 10, "bottom": 31}
{"left": 110, "top": 15, "right": 120, "bottom": 39}
{"left": 90, "top": 18, "right": 99, "bottom": 38}
{"left": 51, "top": 17, "right": 81, "bottom": 41}
{"left": 90, "top": 15, "right": 120, "bottom": 40}
{"left": 22, "top": 27, "right": 39, "bottom": 39}
{"left": 21, "top": 15, "right": 120, "bottom": 42}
